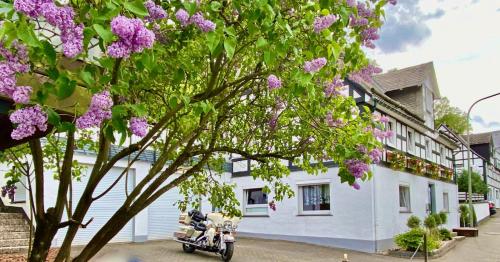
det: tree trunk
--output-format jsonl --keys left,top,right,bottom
{"left": 28, "top": 220, "right": 58, "bottom": 262}
{"left": 72, "top": 208, "right": 131, "bottom": 262}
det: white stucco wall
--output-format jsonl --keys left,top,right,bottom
{"left": 231, "top": 165, "right": 460, "bottom": 252}
{"left": 473, "top": 202, "right": 490, "bottom": 223}
{"left": 372, "top": 166, "right": 459, "bottom": 249}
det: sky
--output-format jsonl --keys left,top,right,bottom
{"left": 369, "top": 0, "right": 500, "bottom": 134}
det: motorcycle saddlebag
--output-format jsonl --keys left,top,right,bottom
{"left": 179, "top": 213, "right": 191, "bottom": 225}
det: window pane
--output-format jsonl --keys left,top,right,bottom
{"left": 302, "top": 184, "right": 330, "bottom": 211}
{"left": 245, "top": 207, "right": 268, "bottom": 213}
{"left": 246, "top": 189, "right": 267, "bottom": 205}
{"left": 443, "top": 193, "right": 449, "bottom": 212}
{"left": 399, "top": 186, "right": 410, "bottom": 211}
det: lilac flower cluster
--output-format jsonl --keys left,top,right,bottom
{"left": 357, "top": 2, "right": 373, "bottom": 18}
{"left": 345, "top": 159, "right": 369, "bottom": 178}
{"left": 388, "top": 0, "right": 397, "bottom": 5}
{"left": 268, "top": 112, "right": 278, "bottom": 131}
{"left": 145, "top": 0, "right": 167, "bottom": 22}
{"left": 267, "top": 75, "right": 282, "bottom": 90}
{"left": 324, "top": 76, "right": 346, "bottom": 97}
{"left": 373, "top": 128, "right": 394, "bottom": 140}
{"left": 9, "top": 105, "right": 48, "bottom": 140}
{"left": 369, "top": 148, "right": 382, "bottom": 164}
{"left": 325, "top": 112, "right": 345, "bottom": 127}
{"left": 107, "top": 16, "right": 155, "bottom": 58}
{"left": 76, "top": 91, "right": 113, "bottom": 129}
{"left": 129, "top": 117, "right": 148, "bottom": 137}
{"left": 346, "top": 0, "right": 356, "bottom": 8}
{"left": 0, "top": 42, "right": 32, "bottom": 104}
{"left": 349, "top": 15, "right": 368, "bottom": 27}
{"left": 15, "top": 0, "right": 83, "bottom": 57}
{"left": 357, "top": 145, "right": 368, "bottom": 154}
{"left": 1, "top": 185, "right": 16, "bottom": 202}
{"left": 175, "top": 9, "right": 216, "bottom": 32}
{"left": 13, "top": 0, "right": 49, "bottom": 18}
{"left": 349, "top": 64, "right": 382, "bottom": 83}
{"left": 361, "top": 27, "right": 379, "bottom": 49}
{"left": 304, "top": 57, "right": 327, "bottom": 73}
{"left": 313, "top": 14, "right": 337, "bottom": 33}
{"left": 352, "top": 181, "right": 361, "bottom": 190}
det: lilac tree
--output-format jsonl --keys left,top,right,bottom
{"left": 0, "top": 0, "right": 395, "bottom": 261}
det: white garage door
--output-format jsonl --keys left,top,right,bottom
{"left": 54, "top": 166, "right": 135, "bottom": 246}
{"left": 148, "top": 186, "right": 182, "bottom": 240}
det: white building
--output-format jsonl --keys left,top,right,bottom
{"left": 229, "top": 62, "right": 460, "bottom": 252}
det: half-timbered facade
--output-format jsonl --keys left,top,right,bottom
{"left": 227, "top": 62, "right": 460, "bottom": 253}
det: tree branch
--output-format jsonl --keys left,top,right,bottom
{"left": 28, "top": 139, "right": 45, "bottom": 221}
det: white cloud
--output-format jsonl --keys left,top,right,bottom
{"left": 371, "top": 0, "right": 500, "bottom": 133}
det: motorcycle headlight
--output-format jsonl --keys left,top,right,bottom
{"left": 223, "top": 221, "right": 233, "bottom": 230}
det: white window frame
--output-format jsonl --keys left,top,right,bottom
{"left": 407, "top": 129, "right": 415, "bottom": 154}
{"left": 399, "top": 184, "right": 411, "bottom": 213}
{"left": 440, "top": 146, "right": 446, "bottom": 166}
{"left": 425, "top": 139, "right": 432, "bottom": 160}
{"left": 386, "top": 119, "right": 396, "bottom": 147}
{"left": 297, "top": 180, "right": 332, "bottom": 215}
{"left": 443, "top": 192, "right": 449, "bottom": 213}
{"left": 243, "top": 188, "right": 268, "bottom": 216}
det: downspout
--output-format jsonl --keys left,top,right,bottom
{"left": 371, "top": 97, "right": 378, "bottom": 252}
{"left": 483, "top": 160, "right": 488, "bottom": 200}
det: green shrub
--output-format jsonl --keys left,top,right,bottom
{"left": 439, "top": 228, "right": 452, "bottom": 241}
{"left": 432, "top": 213, "right": 442, "bottom": 226}
{"left": 439, "top": 211, "right": 448, "bottom": 225}
{"left": 459, "top": 204, "right": 478, "bottom": 227}
{"left": 424, "top": 215, "right": 437, "bottom": 229}
{"left": 407, "top": 215, "right": 421, "bottom": 229}
{"left": 395, "top": 228, "right": 440, "bottom": 252}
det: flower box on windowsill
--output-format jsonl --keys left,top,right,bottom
{"left": 387, "top": 151, "right": 406, "bottom": 171}
{"left": 407, "top": 158, "right": 425, "bottom": 175}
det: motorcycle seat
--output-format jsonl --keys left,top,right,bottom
{"left": 193, "top": 222, "right": 207, "bottom": 232}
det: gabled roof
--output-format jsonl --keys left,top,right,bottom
{"left": 372, "top": 62, "right": 440, "bottom": 98}
{"left": 462, "top": 132, "right": 492, "bottom": 145}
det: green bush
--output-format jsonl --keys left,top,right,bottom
{"left": 424, "top": 215, "right": 437, "bottom": 229}
{"left": 395, "top": 228, "right": 440, "bottom": 252}
{"left": 439, "top": 211, "right": 448, "bottom": 225}
{"left": 439, "top": 228, "right": 452, "bottom": 241}
{"left": 432, "top": 213, "right": 442, "bottom": 226}
{"left": 459, "top": 205, "right": 478, "bottom": 227}
{"left": 407, "top": 215, "right": 421, "bottom": 229}
{"left": 457, "top": 170, "right": 488, "bottom": 194}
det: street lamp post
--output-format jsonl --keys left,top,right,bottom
{"left": 466, "top": 92, "right": 500, "bottom": 227}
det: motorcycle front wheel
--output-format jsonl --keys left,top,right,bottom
{"left": 182, "top": 243, "right": 195, "bottom": 253}
{"left": 221, "top": 242, "right": 234, "bottom": 261}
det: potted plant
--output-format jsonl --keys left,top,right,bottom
{"left": 388, "top": 151, "right": 406, "bottom": 170}
{"left": 407, "top": 158, "right": 425, "bottom": 175}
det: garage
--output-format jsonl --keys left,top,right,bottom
{"left": 53, "top": 165, "right": 136, "bottom": 246}
{"left": 147, "top": 185, "right": 182, "bottom": 240}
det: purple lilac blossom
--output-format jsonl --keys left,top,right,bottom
{"left": 107, "top": 16, "right": 155, "bottom": 58}
{"left": 304, "top": 57, "right": 327, "bottom": 73}
{"left": 190, "top": 12, "right": 216, "bottom": 32}
{"left": 346, "top": 0, "right": 356, "bottom": 7}
{"left": 349, "top": 64, "right": 382, "bottom": 84}
{"left": 352, "top": 181, "right": 361, "bottom": 190}
{"left": 13, "top": 0, "right": 50, "bottom": 17}
{"left": 267, "top": 75, "right": 282, "bottom": 90}
{"left": 145, "top": 0, "right": 167, "bottom": 21}
{"left": 357, "top": 2, "right": 373, "bottom": 17}
{"left": 268, "top": 112, "right": 278, "bottom": 131}
{"left": 9, "top": 105, "right": 48, "bottom": 140}
{"left": 349, "top": 15, "right": 368, "bottom": 27}
{"left": 369, "top": 148, "right": 382, "bottom": 164}
{"left": 325, "top": 112, "right": 345, "bottom": 127}
{"left": 76, "top": 91, "right": 113, "bottom": 129}
{"left": 0, "top": 42, "right": 32, "bottom": 103}
{"left": 175, "top": 9, "right": 190, "bottom": 27}
{"left": 361, "top": 27, "right": 379, "bottom": 48}
{"left": 345, "top": 159, "right": 369, "bottom": 178}
{"left": 379, "top": 115, "right": 389, "bottom": 123}
{"left": 129, "top": 117, "right": 148, "bottom": 137}
{"left": 15, "top": 0, "right": 83, "bottom": 57}
{"left": 324, "top": 76, "right": 345, "bottom": 97}
{"left": 313, "top": 14, "right": 337, "bottom": 33}
{"left": 388, "top": 0, "right": 397, "bottom": 5}
{"left": 12, "top": 86, "right": 32, "bottom": 104}
{"left": 357, "top": 145, "right": 368, "bottom": 154}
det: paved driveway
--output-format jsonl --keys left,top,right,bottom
{"left": 77, "top": 214, "right": 500, "bottom": 262}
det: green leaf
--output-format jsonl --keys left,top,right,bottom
{"left": 17, "top": 22, "right": 39, "bottom": 47}
{"left": 183, "top": 2, "right": 197, "bottom": 15}
{"left": 123, "top": 0, "right": 149, "bottom": 16}
{"left": 206, "top": 32, "right": 220, "bottom": 54}
{"left": 256, "top": 37, "right": 268, "bottom": 49}
{"left": 41, "top": 41, "right": 56, "bottom": 65}
{"left": 80, "top": 70, "right": 94, "bottom": 86}
{"left": 56, "top": 76, "right": 77, "bottom": 99}
{"left": 224, "top": 38, "right": 236, "bottom": 59}
{"left": 93, "top": 24, "right": 114, "bottom": 42}
{"left": 210, "top": 1, "right": 222, "bottom": 11}
{"left": 46, "top": 108, "right": 61, "bottom": 126}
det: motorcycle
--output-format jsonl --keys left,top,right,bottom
{"left": 174, "top": 210, "right": 240, "bottom": 261}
